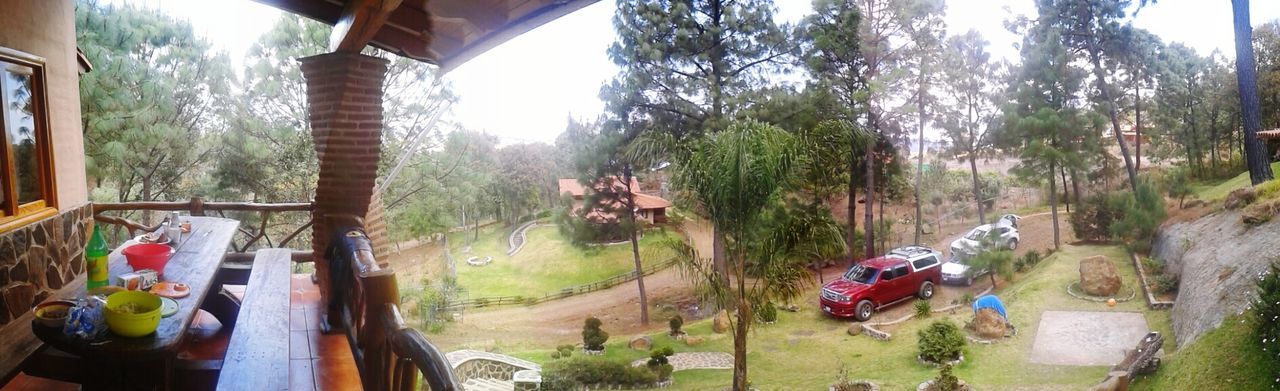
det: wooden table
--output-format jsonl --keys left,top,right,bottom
{"left": 31, "top": 216, "right": 239, "bottom": 390}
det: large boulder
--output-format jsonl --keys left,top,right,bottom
{"left": 1080, "top": 255, "right": 1122, "bottom": 296}
{"left": 971, "top": 308, "right": 1007, "bottom": 339}
{"left": 712, "top": 310, "right": 731, "bottom": 333}
{"left": 683, "top": 335, "right": 705, "bottom": 346}
{"left": 1224, "top": 187, "right": 1257, "bottom": 210}
{"left": 628, "top": 335, "right": 652, "bottom": 350}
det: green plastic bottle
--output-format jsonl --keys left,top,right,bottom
{"left": 86, "top": 224, "right": 109, "bottom": 290}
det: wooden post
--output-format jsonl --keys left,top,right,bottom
{"left": 359, "top": 270, "right": 399, "bottom": 391}
{"left": 190, "top": 197, "right": 205, "bottom": 216}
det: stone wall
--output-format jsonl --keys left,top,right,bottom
{"left": 0, "top": 204, "right": 92, "bottom": 325}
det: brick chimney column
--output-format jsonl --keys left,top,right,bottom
{"left": 300, "top": 52, "right": 389, "bottom": 324}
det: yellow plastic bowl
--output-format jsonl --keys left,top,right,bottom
{"left": 105, "top": 291, "right": 162, "bottom": 337}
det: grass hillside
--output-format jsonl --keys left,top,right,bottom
{"left": 448, "top": 224, "right": 674, "bottom": 298}
{"left": 1132, "top": 313, "right": 1273, "bottom": 390}
{"left": 1191, "top": 162, "right": 1280, "bottom": 201}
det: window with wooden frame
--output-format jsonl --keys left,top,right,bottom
{"left": 0, "top": 47, "right": 57, "bottom": 232}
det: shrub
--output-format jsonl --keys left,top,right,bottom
{"left": 668, "top": 315, "right": 684, "bottom": 336}
{"left": 542, "top": 357, "right": 657, "bottom": 389}
{"left": 1164, "top": 167, "right": 1195, "bottom": 208}
{"left": 914, "top": 299, "right": 932, "bottom": 318}
{"left": 1013, "top": 258, "right": 1027, "bottom": 272}
{"left": 1253, "top": 262, "right": 1280, "bottom": 378}
{"left": 917, "top": 320, "right": 966, "bottom": 364}
{"left": 1142, "top": 257, "right": 1165, "bottom": 275}
{"left": 551, "top": 344, "right": 575, "bottom": 359}
{"left": 968, "top": 249, "right": 1014, "bottom": 287}
{"left": 757, "top": 301, "right": 778, "bottom": 323}
{"left": 1022, "top": 250, "right": 1042, "bottom": 267}
{"left": 933, "top": 364, "right": 962, "bottom": 391}
{"left": 1108, "top": 181, "right": 1167, "bottom": 251}
{"left": 582, "top": 317, "right": 609, "bottom": 351}
{"left": 1258, "top": 178, "right": 1280, "bottom": 201}
{"left": 832, "top": 364, "right": 875, "bottom": 391}
{"left": 646, "top": 347, "right": 675, "bottom": 381}
{"left": 1153, "top": 274, "right": 1179, "bottom": 295}
{"left": 960, "top": 293, "right": 975, "bottom": 305}
{"left": 1070, "top": 192, "right": 1122, "bottom": 242}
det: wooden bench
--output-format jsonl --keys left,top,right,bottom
{"left": 214, "top": 248, "right": 292, "bottom": 391}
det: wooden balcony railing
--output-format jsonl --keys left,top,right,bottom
{"left": 327, "top": 217, "right": 460, "bottom": 391}
{"left": 92, "top": 197, "right": 315, "bottom": 262}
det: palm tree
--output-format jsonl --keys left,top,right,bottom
{"left": 653, "top": 120, "right": 844, "bottom": 390}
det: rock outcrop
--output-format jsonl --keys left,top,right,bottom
{"left": 1079, "top": 255, "right": 1122, "bottom": 296}
{"left": 971, "top": 308, "right": 1007, "bottom": 339}
{"left": 711, "top": 310, "right": 731, "bottom": 333}
{"left": 1153, "top": 208, "right": 1280, "bottom": 347}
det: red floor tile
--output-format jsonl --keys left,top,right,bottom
{"left": 313, "top": 357, "right": 362, "bottom": 391}
{"left": 0, "top": 373, "right": 78, "bottom": 391}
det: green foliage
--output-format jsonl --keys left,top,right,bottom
{"left": 960, "top": 293, "right": 975, "bottom": 305}
{"left": 968, "top": 250, "right": 1014, "bottom": 287}
{"left": 1253, "top": 262, "right": 1280, "bottom": 385}
{"left": 1164, "top": 167, "right": 1196, "bottom": 207}
{"left": 668, "top": 315, "right": 684, "bottom": 336}
{"left": 1071, "top": 192, "right": 1124, "bottom": 242}
{"left": 582, "top": 317, "right": 609, "bottom": 351}
{"left": 933, "top": 364, "right": 962, "bottom": 391}
{"left": 542, "top": 357, "right": 658, "bottom": 390}
{"left": 1258, "top": 179, "right": 1280, "bottom": 201}
{"left": 1022, "top": 250, "right": 1043, "bottom": 267}
{"left": 646, "top": 347, "right": 676, "bottom": 381}
{"left": 1152, "top": 274, "right": 1179, "bottom": 295}
{"left": 551, "top": 344, "right": 575, "bottom": 360}
{"left": 1107, "top": 181, "right": 1168, "bottom": 251}
{"left": 757, "top": 301, "right": 779, "bottom": 323}
{"left": 917, "top": 320, "right": 966, "bottom": 364}
{"left": 914, "top": 299, "right": 933, "bottom": 318}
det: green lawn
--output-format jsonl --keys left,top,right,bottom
{"left": 448, "top": 224, "right": 674, "bottom": 298}
{"left": 506, "top": 244, "right": 1170, "bottom": 390}
{"left": 1190, "top": 162, "right": 1280, "bottom": 201}
{"left": 1131, "top": 312, "right": 1273, "bottom": 390}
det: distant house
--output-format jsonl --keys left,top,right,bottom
{"left": 558, "top": 177, "right": 671, "bottom": 224}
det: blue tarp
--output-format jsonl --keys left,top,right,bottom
{"left": 972, "top": 295, "right": 1007, "bottom": 320}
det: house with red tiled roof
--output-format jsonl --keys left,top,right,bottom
{"left": 558, "top": 177, "right": 671, "bottom": 224}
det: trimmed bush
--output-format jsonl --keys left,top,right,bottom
{"left": 582, "top": 317, "right": 609, "bottom": 351}
{"left": 933, "top": 364, "right": 962, "bottom": 391}
{"left": 542, "top": 357, "right": 658, "bottom": 390}
{"left": 668, "top": 315, "right": 684, "bottom": 336}
{"left": 914, "top": 299, "right": 932, "bottom": 318}
{"left": 646, "top": 347, "right": 675, "bottom": 381}
{"left": 551, "top": 344, "right": 575, "bottom": 359}
{"left": 918, "top": 320, "right": 966, "bottom": 364}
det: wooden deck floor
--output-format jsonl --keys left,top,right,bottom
{"left": 3, "top": 274, "right": 361, "bottom": 391}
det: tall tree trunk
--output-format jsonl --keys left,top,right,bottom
{"left": 713, "top": 227, "right": 728, "bottom": 286}
{"left": 1233, "top": 0, "right": 1275, "bottom": 185}
{"left": 1060, "top": 166, "right": 1070, "bottom": 214}
{"left": 848, "top": 150, "right": 859, "bottom": 266}
{"left": 878, "top": 193, "right": 886, "bottom": 254}
{"left": 623, "top": 166, "right": 649, "bottom": 324}
{"left": 1134, "top": 83, "right": 1143, "bottom": 171}
{"left": 914, "top": 69, "right": 926, "bottom": 245}
{"left": 864, "top": 140, "right": 877, "bottom": 259}
{"left": 731, "top": 251, "right": 750, "bottom": 391}
{"left": 1087, "top": 44, "right": 1139, "bottom": 194}
{"left": 1070, "top": 169, "right": 1082, "bottom": 211}
{"left": 968, "top": 96, "right": 985, "bottom": 225}
{"left": 1048, "top": 161, "right": 1061, "bottom": 250}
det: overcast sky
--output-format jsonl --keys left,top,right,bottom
{"left": 126, "top": 0, "right": 1280, "bottom": 145}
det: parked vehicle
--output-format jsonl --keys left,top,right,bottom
{"left": 944, "top": 216, "right": 1021, "bottom": 285}
{"left": 820, "top": 246, "right": 944, "bottom": 321}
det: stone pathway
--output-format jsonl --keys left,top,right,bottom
{"left": 631, "top": 352, "right": 733, "bottom": 371}
{"left": 506, "top": 222, "right": 536, "bottom": 256}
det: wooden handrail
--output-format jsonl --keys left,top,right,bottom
{"left": 92, "top": 198, "right": 313, "bottom": 213}
{"left": 92, "top": 197, "right": 315, "bottom": 255}
{"left": 384, "top": 303, "right": 462, "bottom": 391}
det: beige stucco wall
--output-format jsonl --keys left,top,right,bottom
{"left": 0, "top": 0, "right": 89, "bottom": 210}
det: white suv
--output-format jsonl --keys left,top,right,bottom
{"left": 943, "top": 215, "right": 1020, "bottom": 285}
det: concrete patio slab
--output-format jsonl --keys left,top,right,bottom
{"left": 1029, "top": 310, "right": 1150, "bottom": 366}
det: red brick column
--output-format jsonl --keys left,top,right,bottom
{"left": 300, "top": 52, "right": 388, "bottom": 321}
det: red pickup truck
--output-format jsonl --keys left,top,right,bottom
{"left": 820, "top": 246, "right": 944, "bottom": 321}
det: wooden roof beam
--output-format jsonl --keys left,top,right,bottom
{"left": 330, "top": 0, "right": 405, "bottom": 53}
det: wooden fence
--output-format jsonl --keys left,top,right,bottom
{"left": 92, "top": 197, "right": 315, "bottom": 260}
{"left": 435, "top": 258, "right": 679, "bottom": 311}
